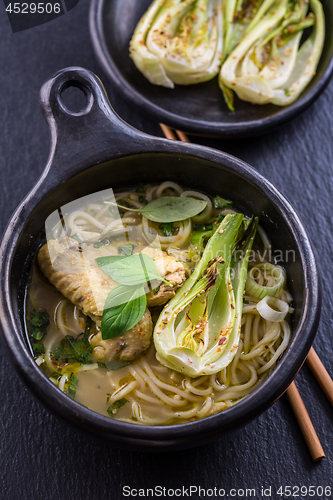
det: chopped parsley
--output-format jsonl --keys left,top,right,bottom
{"left": 139, "top": 195, "right": 148, "bottom": 205}
{"left": 29, "top": 310, "right": 50, "bottom": 341}
{"left": 52, "top": 317, "right": 93, "bottom": 365}
{"left": 32, "top": 342, "right": 44, "bottom": 356}
{"left": 159, "top": 222, "right": 177, "bottom": 237}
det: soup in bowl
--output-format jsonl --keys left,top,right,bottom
{"left": 0, "top": 67, "right": 320, "bottom": 450}
{"left": 25, "top": 182, "right": 293, "bottom": 425}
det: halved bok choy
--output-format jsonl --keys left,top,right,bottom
{"left": 129, "top": 0, "right": 223, "bottom": 87}
{"left": 220, "top": 0, "right": 325, "bottom": 107}
{"left": 154, "top": 213, "right": 258, "bottom": 377}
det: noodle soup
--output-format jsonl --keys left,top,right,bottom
{"left": 25, "top": 182, "right": 293, "bottom": 425}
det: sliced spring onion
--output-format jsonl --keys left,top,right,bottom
{"left": 245, "top": 263, "right": 285, "bottom": 299}
{"left": 256, "top": 296, "right": 289, "bottom": 322}
{"left": 191, "top": 230, "right": 212, "bottom": 249}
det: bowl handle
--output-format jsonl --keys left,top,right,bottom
{"left": 39, "top": 66, "right": 157, "bottom": 182}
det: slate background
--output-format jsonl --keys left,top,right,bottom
{"left": 1, "top": 1, "right": 333, "bottom": 499}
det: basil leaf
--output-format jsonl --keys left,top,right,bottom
{"left": 140, "top": 196, "right": 206, "bottom": 222}
{"left": 113, "top": 196, "right": 207, "bottom": 223}
{"left": 101, "top": 284, "right": 147, "bottom": 340}
{"left": 213, "top": 196, "right": 232, "bottom": 209}
{"left": 96, "top": 254, "right": 171, "bottom": 287}
{"left": 107, "top": 398, "right": 128, "bottom": 417}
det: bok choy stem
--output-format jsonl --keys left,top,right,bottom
{"left": 130, "top": 0, "right": 325, "bottom": 110}
{"left": 154, "top": 214, "right": 258, "bottom": 377}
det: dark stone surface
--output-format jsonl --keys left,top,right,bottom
{"left": 0, "top": 2, "right": 332, "bottom": 499}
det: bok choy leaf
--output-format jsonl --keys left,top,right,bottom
{"left": 129, "top": 0, "right": 224, "bottom": 87}
{"left": 154, "top": 214, "right": 258, "bottom": 377}
{"left": 220, "top": 0, "right": 325, "bottom": 106}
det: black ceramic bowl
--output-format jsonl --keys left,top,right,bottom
{"left": 89, "top": 0, "right": 333, "bottom": 138}
{"left": 0, "top": 67, "right": 321, "bottom": 451}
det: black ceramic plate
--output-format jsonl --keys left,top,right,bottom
{"left": 90, "top": 0, "right": 333, "bottom": 138}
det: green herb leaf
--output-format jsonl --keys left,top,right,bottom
{"left": 112, "top": 196, "right": 207, "bottom": 223}
{"left": 96, "top": 254, "right": 171, "bottom": 287}
{"left": 31, "top": 328, "right": 44, "bottom": 340}
{"left": 193, "top": 222, "right": 213, "bottom": 231}
{"left": 99, "top": 359, "right": 130, "bottom": 370}
{"left": 107, "top": 398, "right": 128, "bottom": 417}
{"left": 29, "top": 310, "right": 49, "bottom": 340}
{"left": 140, "top": 196, "right": 206, "bottom": 222}
{"left": 102, "top": 284, "right": 147, "bottom": 340}
{"left": 119, "top": 244, "right": 135, "bottom": 256}
{"left": 32, "top": 342, "right": 44, "bottom": 355}
{"left": 53, "top": 334, "right": 93, "bottom": 365}
{"left": 139, "top": 196, "right": 147, "bottom": 205}
{"left": 159, "top": 222, "right": 177, "bottom": 237}
{"left": 67, "top": 373, "right": 79, "bottom": 399}
{"left": 213, "top": 196, "right": 233, "bottom": 209}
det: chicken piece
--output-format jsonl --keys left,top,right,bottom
{"left": 90, "top": 310, "right": 152, "bottom": 362}
{"left": 37, "top": 237, "right": 119, "bottom": 325}
{"left": 38, "top": 237, "right": 154, "bottom": 362}
{"left": 38, "top": 238, "right": 188, "bottom": 318}
{"left": 137, "top": 247, "right": 188, "bottom": 307}
{"left": 38, "top": 238, "right": 188, "bottom": 360}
